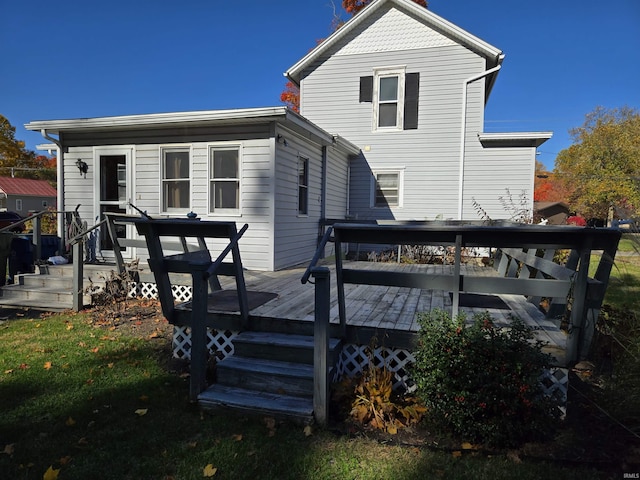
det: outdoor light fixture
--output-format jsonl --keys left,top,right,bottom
{"left": 76, "top": 159, "right": 88, "bottom": 178}
{"left": 276, "top": 134, "right": 289, "bottom": 147}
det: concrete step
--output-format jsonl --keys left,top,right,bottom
{"left": 198, "top": 384, "right": 314, "bottom": 424}
{"left": 232, "top": 331, "right": 342, "bottom": 365}
{"left": 216, "top": 356, "right": 315, "bottom": 398}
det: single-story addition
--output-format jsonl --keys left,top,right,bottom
{"left": 0, "top": 176, "right": 57, "bottom": 214}
{"left": 26, "top": 108, "right": 359, "bottom": 271}
{"left": 26, "top": 0, "right": 553, "bottom": 271}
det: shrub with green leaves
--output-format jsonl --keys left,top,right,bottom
{"left": 411, "top": 309, "right": 562, "bottom": 447}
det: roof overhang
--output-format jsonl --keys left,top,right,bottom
{"left": 25, "top": 107, "right": 361, "bottom": 155}
{"left": 478, "top": 132, "right": 553, "bottom": 148}
{"left": 285, "top": 0, "right": 503, "bottom": 86}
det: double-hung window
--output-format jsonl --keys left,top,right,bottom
{"left": 298, "top": 156, "right": 309, "bottom": 215}
{"left": 360, "top": 67, "right": 419, "bottom": 131}
{"left": 161, "top": 147, "right": 190, "bottom": 213}
{"left": 374, "top": 68, "right": 405, "bottom": 131}
{"left": 372, "top": 170, "right": 403, "bottom": 208}
{"left": 209, "top": 146, "right": 240, "bottom": 214}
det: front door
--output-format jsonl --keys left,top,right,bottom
{"left": 95, "top": 147, "right": 132, "bottom": 259}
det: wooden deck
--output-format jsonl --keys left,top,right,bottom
{"left": 199, "top": 260, "right": 566, "bottom": 365}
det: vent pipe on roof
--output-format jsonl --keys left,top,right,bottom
{"left": 457, "top": 59, "right": 503, "bottom": 220}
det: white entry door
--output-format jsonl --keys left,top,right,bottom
{"left": 94, "top": 147, "right": 133, "bottom": 259}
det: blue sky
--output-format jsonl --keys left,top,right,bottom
{"left": 1, "top": 0, "right": 638, "bottom": 170}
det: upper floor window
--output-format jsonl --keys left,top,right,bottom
{"left": 372, "top": 169, "right": 403, "bottom": 208}
{"left": 360, "top": 69, "right": 419, "bottom": 131}
{"left": 15, "top": 198, "right": 23, "bottom": 212}
{"left": 161, "top": 147, "right": 190, "bottom": 213}
{"left": 376, "top": 70, "right": 404, "bottom": 129}
{"left": 298, "top": 156, "right": 309, "bottom": 215}
{"left": 209, "top": 146, "right": 240, "bottom": 214}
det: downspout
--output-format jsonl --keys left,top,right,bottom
{"left": 40, "top": 129, "right": 65, "bottom": 241}
{"left": 457, "top": 61, "right": 503, "bottom": 220}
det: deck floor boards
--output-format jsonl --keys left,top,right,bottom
{"left": 206, "top": 260, "right": 565, "bottom": 362}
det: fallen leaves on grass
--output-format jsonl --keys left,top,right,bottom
{"left": 44, "top": 361, "right": 52, "bottom": 370}
{"left": 3, "top": 443, "right": 15, "bottom": 455}
{"left": 303, "top": 425, "right": 313, "bottom": 437}
{"left": 65, "top": 417, "right": 76, "bottom": 426}
{"left": 43, "top": 465, "right": 60, "bottom": 480}
{"left": 135, "top": 409, "right": 148, "bottom": 416}
{"left": 231, "top": 434, "right": 242, "bottom": 442}
{"left": 203, "top": 464, "right": 218, "bottom": 477}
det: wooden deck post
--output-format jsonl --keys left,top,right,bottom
{"left": 189, "top": 272, "right": 209, "bottom": 402}
{"left": 72, "top": 240, "right": 84, "bottom": 312}
{"left": 31, "top": 215, "right": 42, "bottom": 263}
{"left": 566, "top": 240, "right": 592, "bottom": 363}
{"left": 312, "top": 266, "right": 330, "bottom": 426}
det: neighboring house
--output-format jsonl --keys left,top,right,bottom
{"left": 0, "top": 176, "right": 57, "bottom": 214}
{"left": 25, "top": 0, "right": 551, "bottom": 271}
{"left": 534, "top": 201, "right": 570, "bottom": 225}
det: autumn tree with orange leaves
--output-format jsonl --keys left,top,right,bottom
{"left": 281, "top": 0, "right": 428, "bottom": 112}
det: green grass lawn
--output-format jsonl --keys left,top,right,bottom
{"left": 0, "top": 312, "right": 615, "bottom": 480}
{"left": 597, "top": 233, "right": 640, "bottom": 311}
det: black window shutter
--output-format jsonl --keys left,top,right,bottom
{"left": 359, "top": 76, "right": 373, "bottom": 103}
{"left": 403, "top": 72, "right": 420, "bottom": 130}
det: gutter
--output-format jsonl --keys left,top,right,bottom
{"left": 457, "top": 58, "right": 504, "bottom": 220}
{"left": 40, "top": 129, "right": 65, "bottom": 241}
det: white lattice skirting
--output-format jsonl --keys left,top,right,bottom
{"left": 172, "top": 326, "right": 239, "bottom": 360}
{"left": 336, "top": 344, "right": 416, "bottom": 391}
{"left": 132, "top": 279, "right": 568, "bottom": 409}
{"left": 129, "top": 281, "right": 192, "bottom": 303}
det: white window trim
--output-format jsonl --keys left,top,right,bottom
{"left": 207, "top": 143, "right": 242, "bottom": 216}
{"left": 371, "top": 168, "right": 404, "bottom": 208}
{"left": 297, "top": 155, "right": 309, "bottom": 217}
{"left": 373, "top": 66, "right": 406, "bottom": 132}
{"left": 160, "top": 144, "right": 192, "bottom": 215}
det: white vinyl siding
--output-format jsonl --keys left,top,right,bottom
{"left": 273, "top": 133, "right": 323, "bottom": 270}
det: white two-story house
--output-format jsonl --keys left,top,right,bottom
{"left": 26, "top": 0, "right": 551, "bottom": 271}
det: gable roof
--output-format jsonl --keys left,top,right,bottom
{"left": 0, "top": 176, "right": 57, "bottom": 198}
{"left": 285, "top": 0, "right": 504, "bottom": 90}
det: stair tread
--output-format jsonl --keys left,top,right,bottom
{"left": 198, "top": 384, "right": 313, "bottom": 419}
{"left": 235, "top": 331, "right": 341, "bottom": 350}
{"left": 218, "top": 356, "right": 313, "bottom": 378}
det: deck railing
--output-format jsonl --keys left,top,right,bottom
{"left": 305, "top": 221, "right": 621, "bottom": 365}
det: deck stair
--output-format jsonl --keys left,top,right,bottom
{"left": 198, "top": 331, "right": 342, "bottom": 424}
{"left": 0, "top": 264, "right": 110, "bottom": 311}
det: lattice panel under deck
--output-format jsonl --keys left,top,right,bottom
{"left": 337, "top": 344, "right": 569, "bottom": 412}
{"left": 336, "top": 344, "right": 416, "bottom": 392}
{"left": 172, "top": 326, "right": 238, "bottom": 360}
{"left": 128, "top": 281, "right": 192, "bottom": 303}
{"left": 539, "top": 367, "right": 569, "bottom": 415}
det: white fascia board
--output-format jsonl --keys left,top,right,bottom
{"left": 25, "top": 107, "right": 290, "bottom": 134}
{"left": 478, "top": 131, "right": 553, "bottom": 148}
{"left": 285, "top": 0, "right": 503, "bottom": 84}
